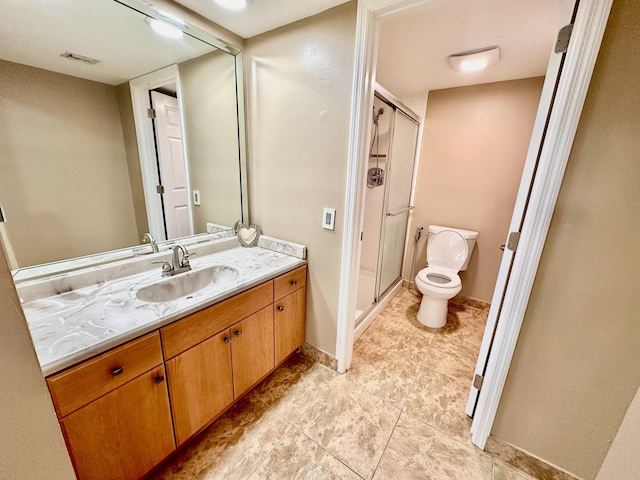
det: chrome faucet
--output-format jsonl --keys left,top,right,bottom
{"left": 142, "top": 233, "right": 159, "bottom": 253}
{"left": 172, "top": 245, "right": 191, "bottom": 273}
{"left": 154, "top": 244, "right": 192, "bottom": 277}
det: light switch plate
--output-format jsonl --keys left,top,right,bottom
{"left": 322, "top": 208, "right": 336, "bottom": 230}
{"left": 193, "top": 190, "right": 201, "bottom": 206}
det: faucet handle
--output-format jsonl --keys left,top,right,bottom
{"left": 180, "top": 251, "right": 195, "bottom": 268}
{"left": 152, "top": 261, "right": 172, "bottom": 273}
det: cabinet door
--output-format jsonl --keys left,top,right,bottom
{"left": 232, "top": 306, "right": 275, "bottom": 397}
{"left": 166, "top": 329, "right": 234, "bottom": 445}
{"left": 274, "top": 287, "right": 306, "bottom": 365}
{"left": 60, "top": 365, "right": 174, "bottom": 480}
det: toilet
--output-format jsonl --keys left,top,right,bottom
{"left": 414, "top": 225, "right": 479, "bottom": 328}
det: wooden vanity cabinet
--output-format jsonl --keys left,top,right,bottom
{"left": 161, "top": 283, "right": 276, "bottom": 445}
{"left": 231, "top": 305, "right": 275, "bottom": 397}
{"left": 47, "top": 265, "right": 307, "bottom": 478}
{"left": 46, "top": 332, "right": 174, "bottom": 480}
{"left": 274, "top": 266, "right": 307, "bottom": 365}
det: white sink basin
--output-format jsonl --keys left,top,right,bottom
{"left": 136, "top": 265, "right": 239, "bottom": 303}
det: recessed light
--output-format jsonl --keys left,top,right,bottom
{"left": 214, "top": 0, "right": 247, "bottom": 11}
{"left": 449, "top": 47, "right": 500, "bottom": 73}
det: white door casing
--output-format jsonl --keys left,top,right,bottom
{"left": 150, "top": 91, "right": 191, "bottom": 239}
{"left": 130, "top": 65, "right": 193, "bottom": 241}
{"left": 337, "top": 0, "right": 613, "bottom": 451}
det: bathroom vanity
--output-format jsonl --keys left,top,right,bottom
{"left": 18, "top": 237, "right": 306, "bottom": 480}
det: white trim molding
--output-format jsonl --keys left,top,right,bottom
{"left": 470, "top": 0, "right": 613, "bottom": 448}
{"left": 129, "top": 65, "right": 193, "bottom": 241}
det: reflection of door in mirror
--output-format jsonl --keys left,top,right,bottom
{"left": 150, "top": 91, "right": 191, "bottom": 240}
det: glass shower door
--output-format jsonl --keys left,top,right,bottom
{"left": 378, "top": 110, "right": 420, "bottom": 296}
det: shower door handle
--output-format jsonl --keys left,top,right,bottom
{"left": 387, "top": 206, "right": 414, "bottom": 217}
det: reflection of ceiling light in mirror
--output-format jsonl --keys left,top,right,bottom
{"left": 449, "top": 47, "right": 500, "bottom": 73}
{"left": 214, "top": 0, "right": 247, "bottom": 10}
{"left": 145, "top": 18, "right": 184, "bottom": 39}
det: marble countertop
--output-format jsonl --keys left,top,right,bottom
{"left": 19, "top": 237, "right": 306, "bottom": 376}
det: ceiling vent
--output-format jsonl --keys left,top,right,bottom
{"left": 60, "top": 52, "right": 101, "bottom": 65}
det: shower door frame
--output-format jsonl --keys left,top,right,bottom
{"left": 355, "top": 90, "right": 421, "bottom": 331}
{"left": 336, "top": 0, "right": 613, "bottom": 451}
{"left": 374, "top": 96, "right": 420, "bottom": 301}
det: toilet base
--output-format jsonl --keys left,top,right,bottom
{"left": 417, "top": 296, "right": 449, "bottom": 328}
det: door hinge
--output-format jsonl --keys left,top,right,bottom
{"left": 473, "top": 374, "right": 484, "bottom": 391}
{"left": 360, "top": 231, "right": 363, "bottom": 241}
{"left": 156, "top": 185, "right": 165, "bottom": 194}
{"left": 147, "top": 108, "right": 156, "bottom": 119}
{"left": 507, "top": 231, "right": 520, "bottom": 252}
{"left": 555, "top": 24, "right": 574, "bottom": 53}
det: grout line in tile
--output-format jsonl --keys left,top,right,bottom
{"left": 286, "top": 421, "right": 367, "bottom": 480}
{"left": 370, "top": 405, "right": 403, "bottom": 480}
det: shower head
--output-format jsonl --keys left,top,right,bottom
{"left": 372, "top": 106, "right": 385, "bottom": 125}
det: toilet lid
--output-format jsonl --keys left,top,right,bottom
{"left": 427, "top": 230, "right": 468, "bottom": 272}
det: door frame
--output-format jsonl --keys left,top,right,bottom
{"left": 130, "top": 65, "right": 194, "bottom": 241}
{"left": 335, "top": 0, "right": 613, "bottom": 450}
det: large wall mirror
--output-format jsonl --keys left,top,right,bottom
{"left": 0, "top": 0, "right": 248, "bottom": 275}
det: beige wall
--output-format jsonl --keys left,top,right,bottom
{"left": 406, "top": 78, "right": 544, "bottom": 301}
{"left": 492, "top": 1, "right": 640, "bottom": 478}
{"left": 0, "top": 241, "right": 76, "bottom": 479}
{"left": 245, "top": 1, "right": 357, "bottom": 356}
{"left": 0, "top": 60, "right": 139, "bottom": 267}
{"left": 596, "top": 386, "right": 640, "bottom": 479}
{"left": 116, "top": 82, "right": 149, "bottom": 239}
{"left": 179, "top": 50, "right": 242, "bottom": 230}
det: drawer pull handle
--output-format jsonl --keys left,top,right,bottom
{"left": 277, "top": 306, "right": 285, "bottom": 312}
{"left": 291, "top": 280, "right": 297, "bottom": 286}
{"left": 235, "top": 330, "right": 243, "bottom": 337}
{"left": 224, "top": 336, "right": 232, "bottom": 344}
{"left": 112, "top": 366, "right": 125, "bottom": 378}
{"left": 155, "top": 375, "right": 165, "bottom": 384}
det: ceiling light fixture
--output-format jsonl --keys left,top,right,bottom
{"left": 449, "top": 47, "right": 500, "bottom": 73}
{"left": 145, "top": 17, "right": 183, "bottom": 39}
{"left": 214, "top": 0, "right": 247, "bottom": 11}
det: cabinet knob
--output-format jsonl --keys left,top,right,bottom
{"left": 224, "top": 336, "right": 231, "bottom": 344}
{"left": 277, "top": 305, "right": 285, "bottom": 312}
{"left": 154, "top": 375, "right": 165, "bottom": 384}
{"left": 235, "top": 330, "right": 243, "bottom": 337}
{"left": 112, "top": 366, "right": 124, "bottom": 377}
{"left": 290, "top": 280, "right": 297, "bottom": 286}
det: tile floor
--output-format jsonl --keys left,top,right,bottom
{"left": 152, "top": 287, "right": 574, "bottom": 480}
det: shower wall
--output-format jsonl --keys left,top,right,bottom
{"left": 356, "top": 96, "right": 391, "bottom": 314}
{"left": 404, "top": 77, "right": 545, "bottom": 302}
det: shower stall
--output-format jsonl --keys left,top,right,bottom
{"left": 355, "top": 87, "right": 421, "bottom": 329}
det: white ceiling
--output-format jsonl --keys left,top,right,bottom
{"left": 174, "top": 0, "right": 352, "bottom": 39}
{"left": 1, "top": 0, "right": 563, "bottom": 93}
{"left": 0, "top": 0, "right": 216, "bottom": 85}
{"left": 377, "top": 0, "right": 564, "bottom": 95}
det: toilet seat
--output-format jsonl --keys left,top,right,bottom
{"left": 417, "top": 267, "right": 461, "bottom": 289}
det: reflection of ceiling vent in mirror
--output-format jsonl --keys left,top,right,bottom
{"left": 60, "top": 52, "right": 101, "bottom": 65}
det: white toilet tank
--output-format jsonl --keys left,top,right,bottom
{"left": 428, "top": 225, "right": 479, "bottom": 271}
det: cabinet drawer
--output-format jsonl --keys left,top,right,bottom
{"left": 47, "top": 332, "right": 163, "bottom": 418}
{"left": 274, "top": 265, "right": 307, "bottom": 300}
{"left": 161, "top": 281, "right": 274, "bottom": 359}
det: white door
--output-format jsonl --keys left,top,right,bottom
{"left": 151, "top": 91, "right": 191, "bottom": 240}
{"left": 465, "top": 0, "right": 577, "bottom": 417}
